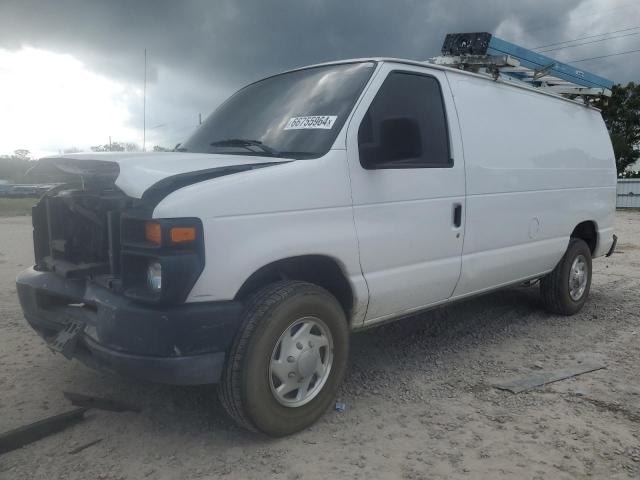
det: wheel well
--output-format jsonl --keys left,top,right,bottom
{"left": 235, "top": 255, "right": 354, "bottom": 315}
{"left": 571, "top": 221, "right": 597, "bottom": 254}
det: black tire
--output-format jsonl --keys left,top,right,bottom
{"left": 219, "top": 281, "right": 349, "bottom": 436}
{"left": 540, "top": 238, "right": 592, "bottom": 315}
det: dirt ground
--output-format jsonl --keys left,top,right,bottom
{"left": 1, "top": 212, "right": 639, "bottom": 480}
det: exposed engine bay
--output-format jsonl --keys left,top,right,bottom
{"left": 32, "top": 186, "right": 133, "bottom": 279}
{"left": 27, "top": 156, "right": 215, "bottom": 305}
{"left": 26, "top": 154, "right": 277, "bottom": 304}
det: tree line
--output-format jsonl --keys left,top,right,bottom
{"left": 595, "top": 82, "right": 640, "bottom": 178}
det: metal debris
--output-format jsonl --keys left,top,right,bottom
{"left": 493, "top": 361, "right": 606, "bottom": 394}
{"left": 63, "top": 391, "right": 141, "bottom": 413}
{"left": 0, "top": 408, "right": 86, "bottom": 455}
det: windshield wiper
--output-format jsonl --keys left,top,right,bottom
{"left": 210, "top": 138, "right": 280, "bottom": 157}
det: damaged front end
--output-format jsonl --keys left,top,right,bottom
{"left": 27, "top": 156, "right": 213, "bottom": 304}
{"left": 16, "top": 156, "right": 244, "bottom": 385}
{"left": 29, "top": 157, "right": 129, "bottom": 283}
{"left": 33, "top": 185, "right": 130, "bottom": 281}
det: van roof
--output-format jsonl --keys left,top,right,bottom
{"left": 278, "top": 58, "right": 602, "bottom": 111}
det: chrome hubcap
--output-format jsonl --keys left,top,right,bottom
{"left": 269, "top": 316, "right": 333, "bottom": 408}
{"left": 569, "top": 254, "right": 588, "bottom": 301}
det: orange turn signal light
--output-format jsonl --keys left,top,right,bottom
{"left": 145, "top": 222, "right": 162, "bottom": 245}
{"left": 170, "top": 227, "right": 197, "bottom": 244}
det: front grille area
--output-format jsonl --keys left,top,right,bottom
{"left": 33, "top": 189, "right": 132, "bottom": 279}
{"left": 31, "top": 188, "right": 204, "bottom": 305}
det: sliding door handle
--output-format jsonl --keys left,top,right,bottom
{"left": 452, "top": 203, "right": 462, "bottom": 228}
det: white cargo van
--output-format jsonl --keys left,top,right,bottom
{"left": 16, "top": 34, "right": 617, "bottom": 435}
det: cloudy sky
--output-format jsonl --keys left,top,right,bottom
{"left": 1, "top": 0, "right": 639, "bottom": 158}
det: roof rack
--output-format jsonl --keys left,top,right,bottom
{"left": 429, "top": 32, "right": 613, "bottom": 102}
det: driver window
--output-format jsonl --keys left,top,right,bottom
{"left": 358, "top": 72, "right": 451, "bottom": 169}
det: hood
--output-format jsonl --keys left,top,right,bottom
{"left": 31, "top": 152, "right": 289, "bottom": 199}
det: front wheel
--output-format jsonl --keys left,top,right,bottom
{"left": 219, "top": 281, "right": 349, "bottom": 436}
{"left": 540, "top": 238, "right": 592, "bottom": 315}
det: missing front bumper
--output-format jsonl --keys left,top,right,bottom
{"left": 16, "top": 267, "right": 243, "bottom": 385}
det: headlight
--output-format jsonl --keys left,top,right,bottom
{"left": 147, "top": 260, "right": 162, "bottom": 293}
{"left": 121, "top": 216, "right": 204, "bottom": 304}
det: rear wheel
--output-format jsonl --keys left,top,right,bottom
{"left": 219, "top": 281, "right": 349, "bottom": 436}
{"left": 540, "top": 238, "right": 592, "bottom": 315}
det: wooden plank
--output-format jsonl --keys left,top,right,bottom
{"left": 493, "top": 361, "right": 606, "bottom": 394}
{"left": 0, "top": 408, "right": 86, "bottom": 455}
{"left": 63, "top": 391, "right": 141, "bottom": 413}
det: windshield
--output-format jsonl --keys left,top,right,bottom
{"left": 179, "top": 62, "right": 376, "bottom": 159}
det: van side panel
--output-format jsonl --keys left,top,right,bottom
{"left": 447, "top": 72, "right": 616, "bottom": 297}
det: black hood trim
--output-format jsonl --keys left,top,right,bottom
{"left": 140, "top": 161, "right": 290, "bottom": 207}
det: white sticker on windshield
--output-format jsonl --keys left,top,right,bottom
{"left": 284, "top": 115, "right": 337, "bottom": 130}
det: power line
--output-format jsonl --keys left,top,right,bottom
{"left": 538, "top": 31, "right": 640, "bottom": 53}
{"left": 520, "top": 1, "right": 638, "bottom": 35}
{"left": 143, "top": 48, "right": 147, "bottom": 152}
{"left": 567, "top": 47, "right": 640, "bottom": 63}
{"left": 533, "top": 25, "right": 640, "bottom": 49}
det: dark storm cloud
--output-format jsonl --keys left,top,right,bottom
{"left": 0, "top": 0, "right": 588, "bottom": 83}
{"left": 0, "top": 0, "right": 637, "bottom": 147}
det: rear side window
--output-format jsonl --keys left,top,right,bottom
{"left": 358, "top": 72, "right": 451, "bottom": 169}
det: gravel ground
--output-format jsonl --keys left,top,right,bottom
{"left": 1, "top": 212, "right": 639, "bottom": 480}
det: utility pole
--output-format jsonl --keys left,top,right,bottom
{"left": 199, "top": 113, "right": 202, "bottom": 125}
{"left": 109, "top": 135, "right": 112, "bottom": 151}
{"left": 143, "top": 48, "right": 147, "bottom": 152}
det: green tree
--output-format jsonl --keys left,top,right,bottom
{"left": 62, "top": 147, "right": 82, "bottom": 154}
{"left": 91, "top": 143, "right": 123, "bottom": 152}
{"left": 596, "top": 82, "right": 640, "bottom": 174}
{"left": 13, "top": 149, "right": 31, "bottom": 160}
{"left": 0, "top": 152, "right": 32, "bottom": 182}
{"left": 90, "top": 141, "right": 140, "bottom": 152}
